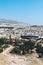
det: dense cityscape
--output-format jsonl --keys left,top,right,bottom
{"left": 0, "top": 19, "right": 43, "bottom": 65}
{"left": 0, "top": 19, "right": 43, "bottom": 39}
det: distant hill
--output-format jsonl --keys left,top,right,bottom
{"left": 0, "top": 19, "right": 19, "bottom": 24}
{"left": 0, "top": 19, "right": 31, "bottom": 26}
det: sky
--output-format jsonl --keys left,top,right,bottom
{"left": 0, "top": 0, "right": 43, "bottom": 25}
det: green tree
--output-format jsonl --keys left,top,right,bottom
{"left": 36, "top": 43, "right": 43, "bottom": 57}
{"left": 23, "top": 40, "right": 35, "bottom": 53}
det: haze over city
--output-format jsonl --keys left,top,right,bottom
{"left": 0, "top": 0, "right": 43, "bottom": 25}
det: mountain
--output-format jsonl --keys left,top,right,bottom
{"left": 0, "top": 19, "right": 19, "bottom": 24}
{"left": 0, "top": 19, "right": 31, "bottom": 26}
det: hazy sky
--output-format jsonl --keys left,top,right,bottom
{"left": 0, "top": 0, "right": 43, "bottom": 25}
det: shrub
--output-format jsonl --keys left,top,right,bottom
{"left": 11, "top": 40, "right": 35, "bottom": 55}
{"left": 36, "top": 43, "right": 43, "bottom": 57}
{"left": 0, "top": 47, "right": 3, "bottom": 53}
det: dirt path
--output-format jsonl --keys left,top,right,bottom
{"left": 0, "top": 46, "right": 43, "bottom": 65}
{"left": 2, "top": 45, "right": 14, "bottom": 55}
{"left": 1, "top": 45, "right": 33, "bottom": 65}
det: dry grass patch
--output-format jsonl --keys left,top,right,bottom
{"left": 0, "top": 54, "right": 9, "bottom": 65}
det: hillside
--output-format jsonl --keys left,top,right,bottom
{"left": 0, "top": 19, "right": 19, "bottom": 24}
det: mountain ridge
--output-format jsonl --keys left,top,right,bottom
{"left": 0, "top": 19, "right": 19, "bottom": 24}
